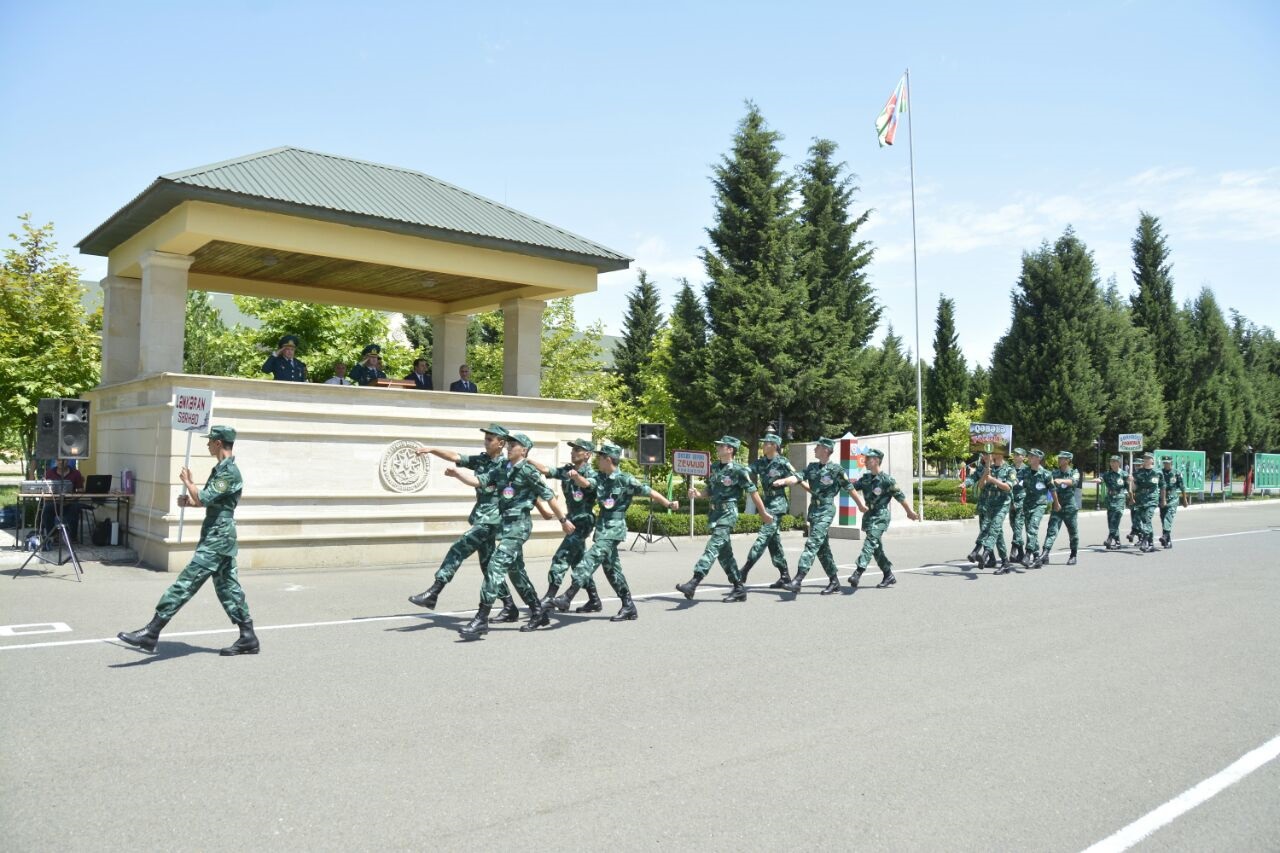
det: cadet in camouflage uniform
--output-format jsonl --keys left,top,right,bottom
{"left": 964, "top": 451, "right": 995, "bottom": 567}
{"left": 1158, "top": 455, "right": 1189, "bottom": 548}
{"left": 1042, "top": 451, "right": 1081, "bottom": 565}
{"left": 1020, "top": 449, "right": 1055, "bottom": 568}
{"left": 676, "top": 436, "right": 772, "bottom": 602}
{"left": 773, "top": 437, "right": 855, "bottom": 596}
{"left": 976, "top": 448, "right": 1017, "bottom": 574}
{"left": 1007, "top": 448, "right": 1028, "bottom": 564}
{"left": 451, "top": 433, "right": 573, "bottom": 637}
{"left": 550, "top": 441, "right": 679, "bottom": 623}
{"left": 740, "top": 433, "right": 796, "bottom": 589}
{"left": 118, "top": 426, "right": 258, "bottom": 656}
{"left": 407, "top": 424, "right": 517, "bottom": 619}
{"left": 1094, "top": 455, "right": 1129, "bottom": 549}
{"left": 848, "top": 447, "right": 919, "bottom": 588}
{"left": 1130, "top": 452, "right": 1162, "bottom": 553}
{"left": 527, "top": 438, "right": 602, "bottom": 612}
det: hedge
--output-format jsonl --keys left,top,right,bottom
{"left": 625, "top": 504, "right": 805, "bottom": 536}
{"left": 923, "top": 500, "right": 978, "bottom": 521}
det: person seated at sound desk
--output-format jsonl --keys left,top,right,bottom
{"left": 41, "top": 458, "right": 85, "bottom": 545}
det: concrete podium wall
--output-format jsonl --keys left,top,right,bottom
{"left": 84, "top": 374, "right": 595, "bottom": 571}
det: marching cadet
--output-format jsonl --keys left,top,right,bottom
{"left": 549, "top": 442, "right": 679, "bottom": 623}
{"left": 117, "top": 426, "right": 259, "bottom": 656}
{"left": 848, "top": 447, "right": 919, "bottom": 588}
{"left": 677, "top": 436, "right": 772, "bottom": 602}
{"left": 1158, "top": 455, "right": 1189, "bottom": 548}
{"left": 772, "top": 437, "right": 854, "bottom": 595}
{"left": 1007, "top": 448, "right": 1028, "bottom": 565}
{"left": 349, "top": 344, "right": 388, "bottom": 386}
{"left": 1094, "top": 455, "right": 1129, "bottom": 549}
{"left": 527, "top": 438, "right": 602, "bottom": 612}
{"left": 976, "top": 447, "right": 1016, "bottom": 574}
{"left": 451, "top": 434, "right": 574, "bottom": 637}
{"left": 1041, "top": 451, "right": 1080, "bottom": 565}
{"left": 739, "top": 433, "right": 796, "bottom": 589}
{"left": 260, "top": 335, "right": 308, "bottom": 382}
{"left": 964, "top": 450, "right": 995, "bottom": 567}
{"left": 1130, "top": 452, "right": 1162, "bottom": 553}
{"left": 407, "top": 425, "right": 518, "bottom": 619}
{"left": 1020, "top": 449, "right": 1055, "bottom": 568}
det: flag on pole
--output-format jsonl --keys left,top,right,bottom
{"left": 876, "top": 75, "right": 908, "bottom": 147}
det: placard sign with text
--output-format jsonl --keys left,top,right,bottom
{"left": 969, "top": 422, "right": 1013, "bottom": 454}
{"left": 672, "top": 450, "right": 711, "bottom": 477}
{"left": 172, "top": 388, "right": 215, "bottom": 433}
{"left": 1118, "top": 433, "right": 1144, "bottom": 452}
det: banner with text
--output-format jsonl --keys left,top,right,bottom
{"left": 672, "top": 450, "right": 710, "bottom": 478}
{"left": 969, "top": 422, "right": 1013, "bottom": 454}
{"left": 1118, "top": 433, "right": 1144, "bottom": 452}
{"left": 172, "top": 388, "right": 215, "bottom": 433}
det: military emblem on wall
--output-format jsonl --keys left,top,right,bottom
{"left": 380, "top": 439, "right": 430, "bottom": 493}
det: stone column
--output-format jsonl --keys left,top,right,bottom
{"left": 502, "top": 298, "right": 544, "bottom": 397}
{"left": 138, "top": 251, "right": 193, "bottom": 376}
{"left": 99, "top": 275, "right": 141, "bottom": 385}
{"left": 431, "top": 313, "right": 469, "bottom": 391}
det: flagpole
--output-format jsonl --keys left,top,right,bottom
{"left": 906, "top": 67, "right": 925, "bottom": 515}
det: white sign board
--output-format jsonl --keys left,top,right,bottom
{"left": 1118, "top": 433, "right": 1144, "bottom": 452}
{"left": 172, "top": 388, "right": 215, "bottom": 433}
{"left": 672, "top": 450, "right": 710, "bottom": 477}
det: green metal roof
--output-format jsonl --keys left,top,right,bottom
{"left": 77, "top": 146, "right": 631, "bottom": 272}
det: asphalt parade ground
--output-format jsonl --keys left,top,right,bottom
{"left": 2, "top": 502, "right": 1278, "bottom": 851}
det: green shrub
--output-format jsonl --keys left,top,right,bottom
{"left": 625, "top": 508, "right": 805, "bottom": 536}
{"left": 923, "top": 500, "right": 977, "bottom": 521}
{"left": 921, "top": 478, "right": 964, "bottom": 501}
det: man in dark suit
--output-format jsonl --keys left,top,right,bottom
{"left": 450, "top": 364, "right": 477, "bottom": 393}
{"left": 404, "top": 358, "right": 432, "bottom": 390}
{"left": 260, "top": 335, "right": 308, "bottom": 381}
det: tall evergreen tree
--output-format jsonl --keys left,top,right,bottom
{"left": 613, "top": 269, "right": 664, "bottom": 402}
{"left": 988, "top": 228, "right": 1106, "bottom": 456}
{"left": 700, "top": 103, "right": 809, "bottom": 456}
{"left": 856, "top": 326, "right": 917, "bottom": 435}
{"left": 925, "top": 295, "right": 968, "bottom": 433}
{"left": 667, "top": 279, "right": 716, "bottom": 443}
{"left": 1129, "top": 213, "right": 1186, "bottom": 415}
{"left": 401, "top": 314, "right": 433, "bottom": 356}
{"left": 1095, "top": 281, "right": 1167, "bottom": 448}
{"left": 967, "top": 363, "right": 990, "bottom": 405}
{"left": 1230, "top": 311, "right": 1280, "bottom": 452}
{"left": 1175, "top": 289, "right": 1252, "bottom": 458}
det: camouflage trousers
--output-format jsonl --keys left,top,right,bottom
{"left": 745, "top": 500, "right": 790, "bottom": 573}
{"left": 1132, "top": 503, "right": 1157, "bottom": 537}
{"left": 155, "top": 544, "right": 250, "bottom": 624}
{"left": 972, "top": 504, "right": 989, "bottom": 547}
{"left": 547, "top": 517, "right": 598, "bottom": 594}
{"left": 1023, "top": 504, "right": 1049, "bottom": 553}
{"left": 570, "top": 534, "right": 631, "bottom": 597}
{"left": 856, "top": 513, "right": 892, "bottom": 571}
{"left": 796, "top": 507, "right": 839, "bottom": 580}
{"left": 1159, "top": 502, "right": 1179, "bottom": 533}
{"left": 1008, "top": 501, "right": 1025, "bottom": 549}
{"left": 1044, "top": 507, "right": 1079, "bottom": 552}
{"left": 1105, "top": 503, "right": 1127, "bottom": 538}
{"left": 693, "top": 520, "right": 742, "bottom": 583}
{"left": 434, "top": 521, "right": 511, "bottom": 598}
{"left": 978, "top": 503, "right": 1010, "bottom": 556}
{"left": 479, "top": 518, "right": 539, "bottom": 607}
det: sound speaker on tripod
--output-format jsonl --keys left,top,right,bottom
{"left": 35, "top": 398, "right": 91, "bottom": 460}
{"left": 638, "top": 423, "right": 666, "bottom": 466}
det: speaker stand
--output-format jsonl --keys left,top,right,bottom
{"left": 13, "top": 495, "right": 83, "bottom": 582}
{"left": 629, "top": 467, "right": 676, "bottom": 553}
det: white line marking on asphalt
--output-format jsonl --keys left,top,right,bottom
{"left": 0, "top": 622, "right": 71, "bottom": 636}
{"left": 1081, "top": 732, "right": 1280, "bottom": 853}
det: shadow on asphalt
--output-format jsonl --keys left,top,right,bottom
{"left": 918, "top": 562, "right": 982, "bottom": 580}
{"left": 386, "top": 614, "right": 470, "bottom": 633}
{"left": 2, "top": 566, "right": 82, "bottom": 582}
{"left": 107, "top": 641, "right": 220, "bottom": 667}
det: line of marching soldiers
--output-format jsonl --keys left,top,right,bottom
{"left": 962, "top": 447, "right": 1189, "bottom": 573}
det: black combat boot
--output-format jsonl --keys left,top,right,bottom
{"left": 985, "top": 550, "right": 998, "bottom": 569}
{"left": 848, "top": 567, "right": 865, "bottom": 588}
{"left": 994, "top": 555, "right": 1011, "bottom": 575}
{"left": 1010, "top": 543, "right": 1023, "bottom": 564}
{"left": 1066, "top": 550, "right": 1078, "bottom": 566}
{"left": 458, "top": 604, "right": 492, "bottom": 638}
{"left": 724, "top": 580, "right": 748, "bottom": 602}
{"left": 675, "top": 574, "right": 703, "bottom": 600}
{"left": 975, "top": 547, "right": 991, "bottom": 569}
{"left": 876, "top": 571, "right": 897, "bottom": 588}
{"left": 220, "top": 621, "right": 260, "bottom": 656}
{"left": 1127, "top": 530, "right": 1137, "bottom": 544}
{"left": 611, "top": 594, "right": 638, "bottom": 621}
{"left": 1041, "top": 546, "right": 1051, "bottom": 565}
{"left": 551, "top": 582, "right": 581, "bottom": 612}
{"left": 967, "top": 545, "right": 982, "bottom": 565}
{"left": 819, "top": 576, "right": 840, "bottom": 595}
{"left": 769, "top": 572, "right": 792, "bottom": 589}
{"left": 492, "top": 595, "right": 520, "bottom": 623}
{"left": 117, "top": 614, "right": 169, "bottom": 653}
{"left": 1161, "top": 532, "right": 1172, "bottom": 549}
{"left": 1030, "top": 549, "right": 1043, "bottom": 569}
{"left": 408, "top": 579, "right": 446, "bottom": 610}
{"left": 519, "top": 601, "right": 549, "bottom": 632}
{"left": 575, "top": 585, "right": 603, "bottom": 612}
{"left": 739, "top": 557, "right": 756, "bottom": 584}
{"left": 783, "top": 571, "right": 808, "bottom": 594}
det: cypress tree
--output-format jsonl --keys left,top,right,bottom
{"left": 1177, "top": 289, "right": 1251, "bottom": 457}
{"left": 614, "top": 269, "right": 664, "bottom": 402}
{"left": 925, "top": 295, "right": 968, "bottom": 433}
{"left": 1129, "top": 213, "right": 1186, "bottom": 411}
{"left": 667, "top": 279, "right": 716, "bottom": 443}
{"left": 1230, "top": 312, "right": 1280, "bottom": 452}
{"left": 1095, "top": 280, "right": 1167, "bottom": 447}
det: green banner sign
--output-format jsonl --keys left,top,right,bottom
{"left": 1154, "top": 449, "right": 1206, "bottom": 492}
{"left": 1256, "top": 453, "right": 1280, "bottom": 489}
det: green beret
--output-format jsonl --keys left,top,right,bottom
{"left": 278, "top": 335, "right": 299, "bottom": 348}
{"left": 864, "top": 447, "right": 884, "bottom": 460}
{"left": 1058, "top": 451, "right": 1074, "bottom": 461}
{"left": 566, "top": 438, "right": 595, "bottom": 452}
{"left": 595, "top": 441, "right": 623, "bottom": 460}
{"left": 361, "top": 344, "right": 382, "bottom": 356}
{"left": 1028, "top": 449, "right": 1045, "bottom": 459}
{"left": 481, "top": 423, "right": 510, "bottom": 438}
{"left": 715, "top": 435, "right": 741, "bottom": 450}
{"left": 508, "top": 432, "right": 533, "bottom": 450}
{"left": 760, "top": 433, "right": 782, "bottom": 445}
{"left": 203, "top": 425, "right": 236, "bottom": 443}
{"left": 816, "top": 437, "right": 836, "bottom": 451}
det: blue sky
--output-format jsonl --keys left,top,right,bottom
{"left": 2, "top": 1, "right": 1277, "bottom": 365}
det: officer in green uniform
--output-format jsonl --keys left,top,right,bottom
{"left": 549, "top": 441, "right": 679, "bottom": 623}
{"left": 1007, "top": 448, "right": 1028, "bottom": 564}
{"left": 1094, "top": 455, "right": 1129, "bottom": 549}
{"left": 676, "top": 436, "right": 772, "bottom": 602}
{"left": 117, "top": 426, "right": 258, "bottom": 656}
{"left": 453, "top": 434, "right": 574, "bottom": 637}
{"left": 1042, "top": 451, "right": 1081, "bottom": 565}
{"left": 976, "top": 447, "right": 1017, "bottom": 573}
{"left": 1158, "top": 456, "right": 1189, "bottom": 548}
{"left": 407, "top": 424, "right": 517, "bottom": 619}
{"left": 1020, "top": 449, "right": 1055, "bottom": 568}
{"left": 740, "top": 433, "right": 796, "bottom": 589}
{"left": 964, "top": 451, "right": 995, "bottom": 567}
{"left": 527, "top": 438, "right": 602, "bottom": 612}
{"left": 1130, "top": 452, "right": 1162, "bottom": 553}
{"left": 349, "top": 344, "right": 388, "bottom": 386}
{"left": 848, "top": 447, "right": 919, "bottom": 588}
{"left": 773, "top": 437, "right": 855, "bottom": 596}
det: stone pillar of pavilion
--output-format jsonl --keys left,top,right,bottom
{"left": 99, "top": 275, "right": 141, "bottom": 385}
{"left": 502, "top": 298, "right": 545, "bottom": 397}
{"left": 431, "top": 313, "right": 469, "bottom": 392}
{"left": 138, "top": 251, "right": 193, "bottom": 377}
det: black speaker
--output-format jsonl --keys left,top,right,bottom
{"left": 638, "top": 423, "right": 666, "bottom": 466}
{"left": 34, "top": 398, "right": 91, "bottom": 460}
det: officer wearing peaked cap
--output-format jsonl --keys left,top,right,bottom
{"left": 261, "top": 334, "right": 308, "bottom": 382}
{"left": 350, "top": 343, "right": 387, "bottom": 386}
